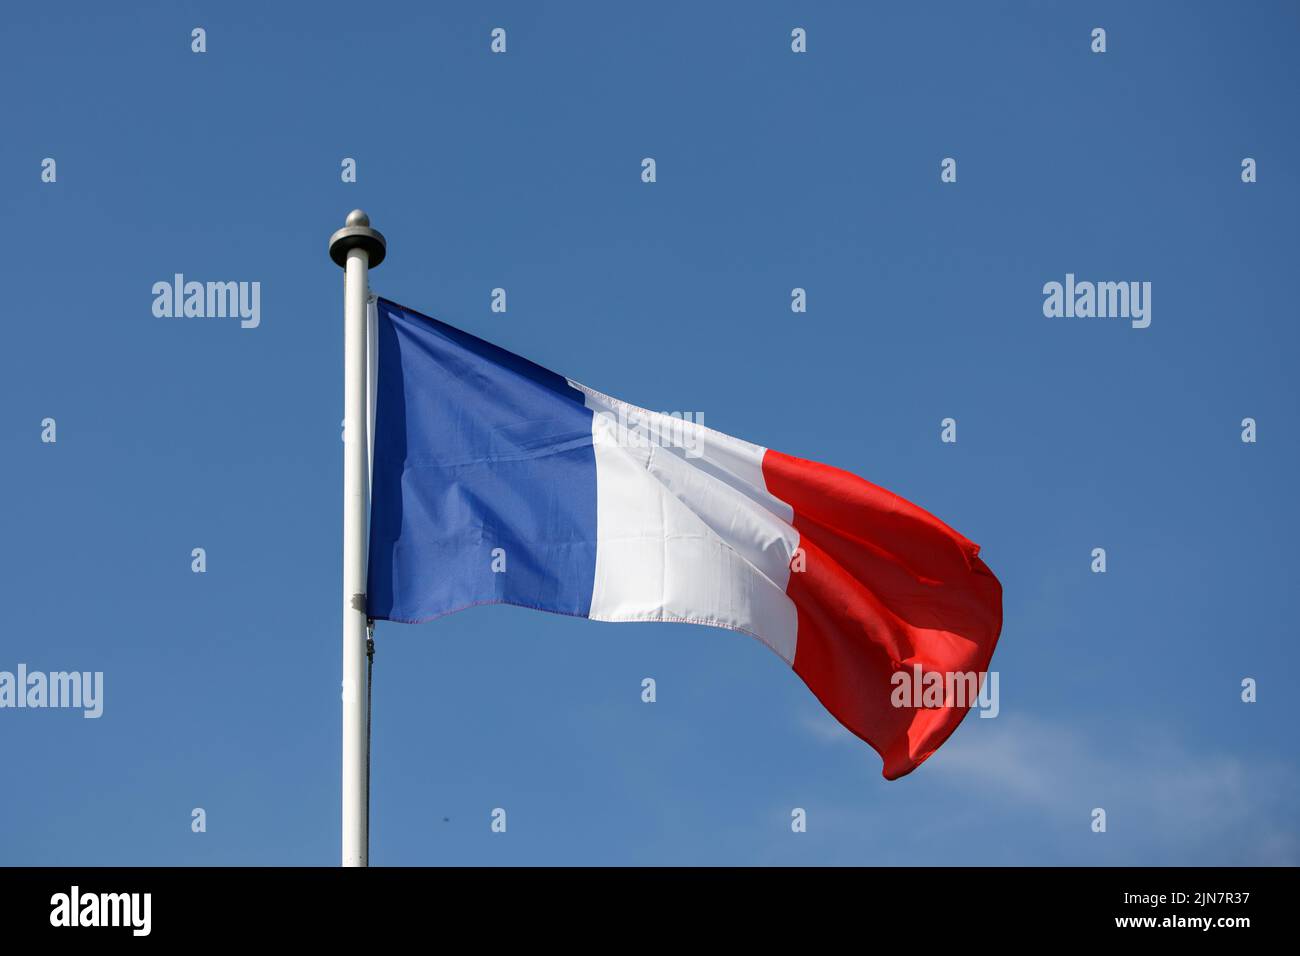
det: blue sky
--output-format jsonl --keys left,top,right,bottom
{"left": 1, "top": 0, "right": 1297, "bottom": 865}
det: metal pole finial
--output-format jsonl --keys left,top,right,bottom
{"left": 329, "top": 209, "right": 386, "bottom": 269}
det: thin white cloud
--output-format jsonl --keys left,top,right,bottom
{"left": 792, "top": 706, "right": 1298, "bottom": 864}
{"left": 930, "top": 713, "right": 1299, "bottom": 864}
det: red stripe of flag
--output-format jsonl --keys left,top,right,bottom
{"left": 763, "top": 449, "right": 1003, "bottom": 779}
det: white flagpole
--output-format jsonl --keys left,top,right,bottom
{"left": 329, "top": 210, "right": 385, "bottom": 867}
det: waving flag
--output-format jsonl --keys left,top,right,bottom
{"left": 367, "top": 297, "right": 1002, "bottom": 778}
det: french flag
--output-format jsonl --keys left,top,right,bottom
{"left": 367, "top": 298, "right": 1003, "bottom": 779}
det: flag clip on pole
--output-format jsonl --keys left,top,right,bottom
{"left": 329, "top": 210, "right": 386, "bottom": 867}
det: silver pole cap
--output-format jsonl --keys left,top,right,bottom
{"left": 329, "top": 209, "right": 386, "bottom": 268}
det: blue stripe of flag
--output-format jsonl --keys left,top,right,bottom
{"left": 367, "top": 298, "right": 598, "bottom": 623}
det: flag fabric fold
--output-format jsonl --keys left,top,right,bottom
{"left": 367, "top": 297, "right": 1002, "bottom": 778}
